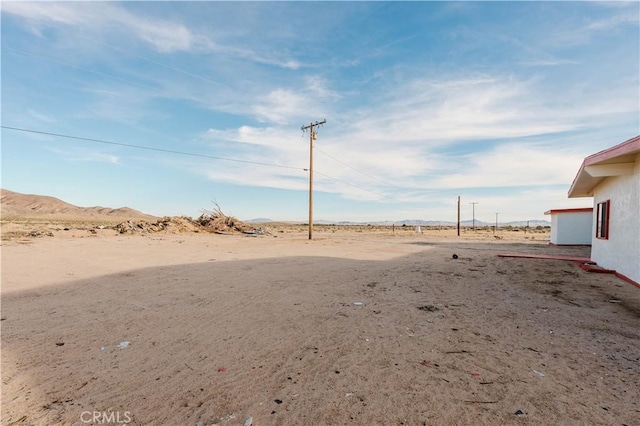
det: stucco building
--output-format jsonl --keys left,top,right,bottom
{"left": 568, "top": 135, "right": 640, "bottom": 285}
{"left": 544, "top": 208, "right": 593, "bottom": 245}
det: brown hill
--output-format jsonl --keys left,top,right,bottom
{"left": 0, "top": 189, "right": 157, "bottom": 221}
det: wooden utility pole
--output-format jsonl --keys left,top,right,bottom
{"left": 457, "top": 196, "right": 461, "bottom": 236}
{"left": 301, "top": 119, "right": 326, "bottom": 240}
{"left": 470, "top": 202, "right": 479, "bottom": 231}
{"left": 495, "top": 212, "right": 499, "bottom": 234}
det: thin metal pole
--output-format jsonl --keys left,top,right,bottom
{"left": 308, "top": 123, "right": 314, "bottom": 240}
{"left": 470, "top": 202, "right": 479, "bottom": 231}
{"left": 495, "top": 212, "right": 499, "bottom": 234}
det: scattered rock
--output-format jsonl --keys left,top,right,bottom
{"left": 274, "top": 399, "right": 283, "bottom": 404}
{"left": 515, "top": 409, "right": 525, "bottom": 416}
{"left": 55, "top": 342, "right": 65, "bottom": 346}
{"left": 418, "top": 305, "right": 439, "bottom": 312}
{"left": 27, "top": 230, "right": 54, "bottom": 238}
{"left": 452, "top": 254, "right": 459, "bottom": 259}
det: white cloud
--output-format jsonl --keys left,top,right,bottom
{"left": 585, "top": 9, "right": 639, "bottom": 32}
{"left": 248, "top": 76, "right": 341, "bottom": 124}
{"left": 46, "top": 146, "right": 121, "bottom": 165}
{"left": 251, "top": 89, "right": 310, "bottom": 125}
{"left": 2, "top": 2, "right": 194, "bottom": 53}
{"left": 27, "top": 109, "right": 56, "bottom": 123}
{"left": 76, "top": 153, "right": 121, "bottom": 165}
{"left": 304, "top": 75, "right": 341, "bottom": 99}
{"left": 428, "top": 144, "right": 585, "bottom": 189}
{"left": 519, "top": 59, "right": 581, "bottom": 67}
{"left": 200, "top": 69, "right": 635, "bottom": 205}
{"left": 3, "top": 2, "right": 305, "bottom": 69}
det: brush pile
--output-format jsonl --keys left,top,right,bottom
{"left": 115, "top": 204, "right": 257, "bottom": 235}
{"left": 195, "top": 203, "right": 254, "bottom": 234}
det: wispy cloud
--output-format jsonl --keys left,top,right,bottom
{"left": 74, "top": 152, "right": 121, "bottom": 165}
{"left": 427, "top": 144, "right": 585, "bottom": 189}
{"left": 27, "top": 109, "right": 56, "bottom": 123}
{"left": 2, "top": 2, "right": 194, "bottom": 53}
{"left": 3, "top": 2, "right": 637, "bottom": 222}
{"left": 250, "top": 77, "right": 337, "bottom": 124}
{"left": 2, "top": 2, "right": 303, "bottom": 69}
{"left": 46, "top": 146, "right": 121, "bottom": 165}
{"left": 200, "top": 66, "right": 636, "bottom": 203}
{"left": 585, "top": 7, "right": 639, "bottom": 32}
{"left": 519, "top": 59, "right": 581, "bottom": 67}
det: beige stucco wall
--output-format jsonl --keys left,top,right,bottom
{"left": 591, "top": 152, "right": 640, "bottom": 283}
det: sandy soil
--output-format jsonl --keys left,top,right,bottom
{"left": 1, "top": 227, "right": 639, "bottom": 426}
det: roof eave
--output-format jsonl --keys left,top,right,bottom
{"left": 568, "top": 135, "right": 640, "bottom": 198}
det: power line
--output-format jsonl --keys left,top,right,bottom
{"left": 3, "top": 125, "right": 431, "bottom": 206}
{"left": 315, "top": 146, "right": 407, "bottom": 190}
{"left": 5, "top": 29, "right": 417, "bottom": 198}
{"left": 97, "top": 41, "right": 234, "bottom": 91}
{"left": 38, "top": 22, "right": 234, "bottom": 91}
{"left": 1, "top": 126, "right": 304, "bottom": 171}
{"left": 3, "top": 46, "right": 159, "bottom": 91}
{"left": 314, "top": 170, "right": 387, "bottom": 198}
{"left": 5, "top": 30, "right": 435, "bottom": 204}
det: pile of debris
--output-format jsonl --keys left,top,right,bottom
{"left": 115, "top": 217, "right": 196, "bottom": 234}
{"left": 115, "top": 205, "right": 259, "bottom": 235}
{"left": 195, "top": 204, "right": 255, "bottom": 234}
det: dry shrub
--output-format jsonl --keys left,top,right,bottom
{"left": 115, "top": 204, "right": 255, "bottom": 235}
{"left": 195, "top": 203, "right": 253, "bottom": 233}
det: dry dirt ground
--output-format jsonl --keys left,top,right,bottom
{"left": 1, "top": 224, "right": 639, "bottom": 426}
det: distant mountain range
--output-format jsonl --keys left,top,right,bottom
{"left": 247, "top": 218, "right": 551, "bottom": 227}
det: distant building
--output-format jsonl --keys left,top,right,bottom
{"left": 568, "top": 135, "right": 640, "bottom": 285}
{"left": 544, "top": 208, "right": 593, "bottom": 245}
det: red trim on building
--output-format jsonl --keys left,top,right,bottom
{"left": 498, "top": 253, "right": 592, "bottom": 262}
{"left": 568, "top": 134, "right": 640, "bottom": 197}
{"left": 498, "top": 253, "right": 639, "bottom": 289}
{"left": 544, "top": 207, "right": 593, "bottom": 215}
{"left": 615, "top": 272, "right": 640, "bottom": 289}
{"left": 583, "top": 135, "right": 640, "bottom": 165}
{"left": 595, "top": 199, "right": 610, "bottom": 240}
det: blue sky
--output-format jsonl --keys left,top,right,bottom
{"left": 2, "top": 1, "right": 638, "bottom": 223}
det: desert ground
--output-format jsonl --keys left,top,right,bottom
{"left": 1, "top": 218, "right": 639, "bottom": 426}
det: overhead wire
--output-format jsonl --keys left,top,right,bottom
{"left": 2, "top": 46, "right": 160, "bottom": 91}
{"left": 29, "top": 21, "right": 235, "bottom": 91}
{"left": 1, "top": 126, "right": 305, "bottom": 171}
{"left": 314, "top": 146, "right": 407, "bottom": 190}
{"left": 5, "top": 25, "right": 427, "bottom": 201}
{"left": 3, "top": 125, "right": 401, "bottom": 201}
{"left": 313, "top": 170, "right": 387, "bottom": 199}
